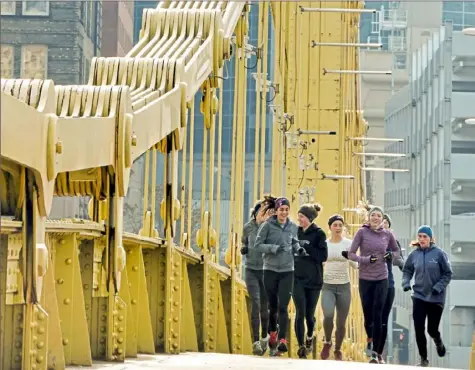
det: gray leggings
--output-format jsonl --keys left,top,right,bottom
{"left": 321, "top": 283, "right": 351, "bottom": 351}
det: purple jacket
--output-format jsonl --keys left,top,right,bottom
{"left": 349, "top": 224, "right": 400, "bottom": 281}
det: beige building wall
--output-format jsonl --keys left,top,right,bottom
{"left": 360, "top": 1, "right": 443, "bottom": 206}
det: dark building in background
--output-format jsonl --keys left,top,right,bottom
{"left": 0, "top": 1, "right": 101, "bottom": 84}
{"left": 102, "top": 1, "right": 134, "bottom": 57}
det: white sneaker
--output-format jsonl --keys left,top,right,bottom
{"left": 260, "top": 334, "right": 270, "bottom": 354}
{"left": 252, "top": 340, "right": 263, "bottom": 356}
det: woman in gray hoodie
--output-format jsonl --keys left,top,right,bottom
{"left": 240, "top": 195, "right": 276, "bottom": 356}
{"left": 253, "top": 197, "right": 307, "bottom": 355}
{"left": 402, "top": 225, "right": 452, "bottom": 367}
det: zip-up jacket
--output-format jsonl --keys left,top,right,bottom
{"left": 294, "top": 224, "right": 328, "bottom": 289}
{"left": 253, "top": 215, "right": 300, "bottom": 273}
{"left": 241, "top": 219, "right": 263, "bottom": 270}
{"left": 402, "top": 244, "right": 452, "bottom": 305}
{"left": 348, "top": 224, "right": 400, "bottom": 281}
{"left": 387, "top": 240, "right": 405, "bottom": 288}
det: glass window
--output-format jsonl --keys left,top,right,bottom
{"left": 22, "top": 1, "right": 49, "bottom": 16}
{"left": 21, "top": 45, "right": 48, "bottom": 79}
{"left": 1, "top": 1, "right": 15, "bottom": 15}
{"left": 1, "top": 45, "right": 14, "bottom": 79}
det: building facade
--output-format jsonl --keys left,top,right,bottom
{"left": 359, "top": 1, "right": 475, "bottom": 206}
{"left": 102, "top": 1, "right": 134, "bottom": 57}
{"left": 1, "top": 0, "right": 102, "bottom": 218}
{"left": 384, "top": 26, "right": 475, "bottom": 369}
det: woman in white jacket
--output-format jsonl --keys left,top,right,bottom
{"left": 320, "top": 215, "right": 358, "bottom": 361}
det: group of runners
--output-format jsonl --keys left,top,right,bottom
{"left": 233, "top": 195, "right": 452, "bottom": 366}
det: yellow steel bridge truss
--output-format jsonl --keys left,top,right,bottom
{"left": 1, "top": 1, "right": 381, "bottom": 369}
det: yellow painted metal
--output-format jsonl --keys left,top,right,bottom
{"left": 0, "top": 0, "right": 427, "bottom": 368}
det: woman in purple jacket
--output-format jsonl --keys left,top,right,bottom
{"left": 348, "top": 205, "right": 400, "bottom": 364}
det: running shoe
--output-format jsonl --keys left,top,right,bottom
{"left": 277, "top": 338, "right": 288, "bottom": 353}
{"left": 417, "top": 358, "right": 429, "bottom": 367}
{"left": 334, "top": 350, "right": 343, "bottom": 361}
{"left": 377, "top": 354, "right": 385, "bottom": 364}
{"left": 435, "top": 339, "right": 446, "bottom": 357}
{"left": 297, "top": 345, "right": 307, "bottom": 359}
{"left": 320, "top": 342, "right": 332, "bottom": 360}
{"left": 369, "top": 352, "right": 378, "bottom": 363}
{"left": 252, "top": 340, "right": 263, "bottom": 356}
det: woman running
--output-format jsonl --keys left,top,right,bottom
{"left": 377, "top": 213, "right": 404, "bottom": 364}
{"left": 348, "top": 205, "right": 400, "bottom": 364}
{"left": 254, "top": 197, "right": 307, "bottom": 355}
{"left": 320, "top": 215, "right": 358, "bottom": 361}
{"left": 402, "top": 225, "right": 452, "bottom": 367}
{"left": 293, "top": 204, "right": 328, "bottom": 359}
{"left": 239, "top": 196, "right": 275, "bottom": 356}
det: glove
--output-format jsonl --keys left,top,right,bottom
{"left": 403, "top": 286, "right": 411, "bottom": 292}
{"left": 240, "top": 246, "right": 249, "bottom": 255}
{"left": 299, "top": 240, "right": 310, "bottom": 247}
{"left": 297, "top": 247, "right": 308, "bottom": 256}
{"left": 276, "top": 245, "right": 286, "bottom": 253}
{"left": 384, "top": 252, "right": 392, "bottom": 261}
{"left": 369, "top": 255, "right": 377, "bottom": 264}
{"left": 341, "top": 251, "right": 349, "bottom": 260}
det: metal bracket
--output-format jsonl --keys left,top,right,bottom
{"left": 251, "top": 73, "right": 279, "bottom": 93}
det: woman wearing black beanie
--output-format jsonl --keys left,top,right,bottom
{"left": 293, "top": 203, "right": 328, "bottom": 358}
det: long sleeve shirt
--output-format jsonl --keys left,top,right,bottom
{"left": 324, "top": 238, "right": 358, "bottom": 285}
{"left": 348, "top": 224, "right": 400, "bottom": 281}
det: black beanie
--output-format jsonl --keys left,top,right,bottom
{"left": 383, "top": 213, "right": 392, "bottom": 228}
{"left": 298, "top": 204, "right": 320, "bottom": 223}
{"left": 328, "top": 214, "right": 344, "bottom": 227}
{"left": 275, "top": 197, "right": 290, "bottom": 209}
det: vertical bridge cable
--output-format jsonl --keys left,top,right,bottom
{"left": 215, "top": 85, "right": 224, "bottom": 263}
{"left": 253, "top": 1, "right": 263, "bottom": 205}
{"left": 259, "top": 1, "right": 269, "bottom": 200}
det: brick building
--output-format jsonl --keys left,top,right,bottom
{"left": 0, "top": 1, "right": 101, "bottom": 84}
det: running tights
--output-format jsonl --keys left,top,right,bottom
{"left": 413, "top": 297, "right": 444, "bottom": 359}
{"left": 292, "top": 279, "right": 321, "bottom": 346}
{"left": 264, "top": 270, "right": 294, "bottom": 340}
{"left": 359, "top": 278, "right": 388, "bottom": 355}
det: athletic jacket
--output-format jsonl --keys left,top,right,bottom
{"left": 348, "top": 224, "right": 400, "bottom": 281}
{"left": 402, "top": 244, "right": 452, "bottom": 305}
{"left": 253, "top": 215, "right": 300, "bottom": 273}
{"left": 294, "top": 223, "right": 328, "bottom": 289}
{"left": 241, "top": 219, "right": 263, "bottom": 270}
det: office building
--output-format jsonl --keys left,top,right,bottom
{"left": 384, "top": 26, "right": 475, "bottom": 369}
{"left": 359, "top": 1, "right": 475, "bottom": 205}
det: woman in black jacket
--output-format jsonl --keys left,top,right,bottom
{"left": 293, "top": 203, "right": 328, "bottom": 358}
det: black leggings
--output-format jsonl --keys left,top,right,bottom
{"left": 292, "top": 279, "right": 321, "bottom": 346}
{"left": 378, "top": 287, "right": 395, "bottom": 354}
{"left": 413, "top": 297, "right": 444, "bottom": 359}
{"left": 264, "top": 270, "right": 294, "bottom": 340}
{"left": 359, "top": 279, "right": 388, "bottom": 355}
